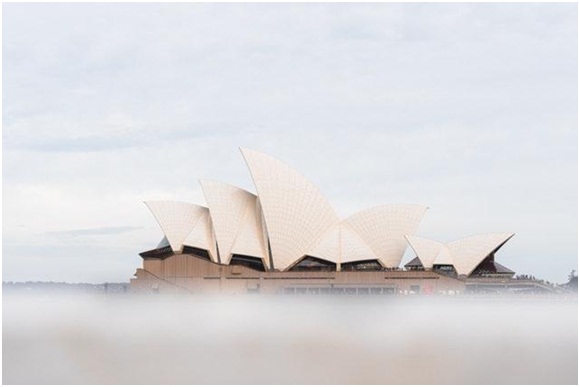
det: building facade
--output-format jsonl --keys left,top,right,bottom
{"left": 131, "top": 148, "right": 519, "bottom": 295}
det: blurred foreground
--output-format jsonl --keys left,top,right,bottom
{"left": 3, "top": 294, "right": 577, "bottom": 384}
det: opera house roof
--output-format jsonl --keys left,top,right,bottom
{"left": 142, "top": 148, "right": 514, "bottom": 276}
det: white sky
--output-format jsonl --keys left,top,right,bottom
{"left": 3, "top": 3, "right": 577, "bottom": 283}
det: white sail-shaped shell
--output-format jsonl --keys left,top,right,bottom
{"left": 405, "top": 235, "right": 444, "bottom": 269}
{"left": 448, "top": 233, "right": 514, "bottom": 276}
{"left": 241, "top": 148, "right": 340, "bottom": 270}
{"left": 200, "top": 180, "right": 267, "bottom": 265}
{"left": 346, "top": 204, "right": 428, "bottom": 267}
{"left": 433, "top": 246, "right": 453, "bottom": 266}
{"left": 182, "top": 208, "right": 219, "bottom": 262}
{"left": 405, "top": 233, "right": 514, "bottom": 275}
{"left": 340, "top": 223, "right": 378, "bottom": 264}
{"left": 307, "top": 222, "right": 379, "bottom": 265}
{"left": 145, "top": 201, "right": 205, "bottom": 252}
{"left": 307, "top": 223, "right": 340, "bottom": 262}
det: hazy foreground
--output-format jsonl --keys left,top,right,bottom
{"left": 3, "top": 294, "right": 577, "bottom": 384}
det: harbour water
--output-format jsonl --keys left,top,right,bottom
{"left": 3, "top": 294, "right": 577, "bottom": 384}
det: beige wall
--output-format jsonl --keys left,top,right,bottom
{"left": 131, "top": 254, "right": 466, "bottom": 295}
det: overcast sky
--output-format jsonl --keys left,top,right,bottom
{"left": 3, "top": 3, "right": 577, "bottom": 284}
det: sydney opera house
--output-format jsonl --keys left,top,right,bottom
{"left": 131, "top": 148, "right": 521, "bottom": 295}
